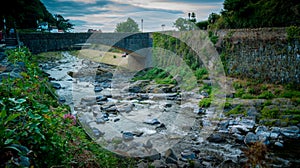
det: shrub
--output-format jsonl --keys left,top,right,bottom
{"left": 233, "top": 81, "right": 243, "bottom": 90}
{"left": 261, "top": 106, "right": 279, "bottom": 119}
{"left": 243, "top": 141, "right": 269, "bottom": 168}
{"left": 226, "top": 105, "right": 245, "bottom": 116}
{"left": 258, "top": 91, "right": 274, "bottom": 99}
{"left": 195, "top": 68, "right": 208, "bottom": 80}
{"left": 235, "top": 88, "right": 245, "bottom": 98}
{"left": 242, "top": 93, "right": 256, "bottom": 99}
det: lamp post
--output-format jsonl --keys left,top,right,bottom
{"left": 141, "top": 19, "right": 143, "bottom": 32}
{"left": 3, "top": 17, "right": 6, "bottom": 41}
{"left": 161, "top": 24, "right": 165, "bottom": 31}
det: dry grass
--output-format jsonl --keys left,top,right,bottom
{"left": 76, "top": 49, "right": 128, "bottom": 67}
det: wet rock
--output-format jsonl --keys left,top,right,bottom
{"left": 105, "top": 106, "right": 118, "bottom": 113}
{"left": 247, "top": 106, "right": 258, "bottom": 118}
{"left": 258, "top": 133, "right": 270, "bottom": 145}
{"left": 101, "top": 102, "right": 115, "bottom": 110}
{"left": 59, "top": 96, "right": 66, "bottom": 103}
{"left": 127, "top": 80, "right": 150, "bottom": 93}
{"left": 51, "top": 82, "right": 61, "bottom": 89}
{"left": 230, "top": 125, "right": 249, "bottom": 135}
{"left": 274, "top": 141, "right": 284, "bottom": 147}
{"left": 143, "top": 139, "right": 153, "bottom": 149}
{"left": 239, "top": 118, "right": 255, "bottom": 130}
{"left": 255, "top": 126, "right": 268, "bottom": 134}
{"left": 114, "top": 118, "right": 120, "bottom": 122}
{"left": 137, "top": 94, "right": 149, "bottom": 101}
{"left": 165, "top": 148, "right": 178, "bottom": 164}
{"left": 96, "top": 95, "right": 108, "bottom": 102}
{"left": 270, "top": 127, "right": 280, "bottom": 139}
{"left": 144, "top": 118, "right": 160, "bottom": 125}
{"left": 218, "top": 159, "right": 240, "bottom": 168}
{"left": 81, "top": 96, "right": 97, "bottom": 106}
{"left": 233, "top": 133, "right": 245, "bottom": 142}
{"left": 78, "top": 115, "right": 93, "bottom": 124}
{"left": 180, "top": 149, "right": 196, "bottom": 161}
{"left": 92, "top": 127, "right": 104, "bottom": 138}
{"left": 118, "top": 103, "right": 134, "bottom": 113}
{"left": 132, "top": 131, "right": 143, "bottom": 137}
{"left": 244, "top": 132, "right": 259, "bottom": 145}
{"left": 280, "top": 126, "right": 300, "bottom": 139}
{"left": 218, "top": 120, "right": 229, "bottom": 130}
{"left": 94, "top": 86, "right": 103, "bottom": 92}
{"left": 151, "top": 160, "right": 167, "bottom": 168}
{"left": 194, "top": 107, "right": 206, "bottom": 115}
{"left": 200, "top": 91, "right": 209, "bottom": 98}
{"left": 155, "top": 123, "right": 167, "bottom": 132}
{"left": 122, "top": 132, "right": 134, "bottom": 141}
{"left": 207, "top": 133, "right": 226, "bottom": 143}
{"left": 95, "top": 117, "right": 106, "bottom": 124}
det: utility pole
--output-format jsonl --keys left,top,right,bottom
{"left": 141, "top": 19, "right": 143, "bottom": 32}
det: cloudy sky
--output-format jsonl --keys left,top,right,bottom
{"left": 40, "top": 0, "right": 224, "bottom": 32}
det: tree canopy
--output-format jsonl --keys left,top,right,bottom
{"left": 54, "top": 14, "right": 74, "bottom": 32}
{"left": 0, "top": 0, "right": 74, "bottom": 32}
{"left": 173, "top": 17, "right": 198, "bottom": 31}
{"left": 0, "top": 0, "right": 56, "bottom": 29}
{"left": 218, "top": 0, "right": 300, "bottom": 28}
{"left": 114, "top": 17, "right": 140, "bottom": 33}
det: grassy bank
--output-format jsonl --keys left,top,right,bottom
{"left": 0, "top": 47, "right": 136, "bottom": 167}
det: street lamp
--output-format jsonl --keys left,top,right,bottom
{"left": 141, "top": 19, "right": 143, "bottom": 32}
{"left": 161, "top": 24, "right": 165, "bottom": 31}
{"left": 3, "top": 17, "right": 6, "bottom": 41}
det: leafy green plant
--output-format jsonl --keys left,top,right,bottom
{"left": 199, "top": 97, "right": 212, "bottom": 108}
{"left": 133, "top": 67, "right": 177, "bottom": 85}
{"left": 195, "top": 68, "right": 208, "bottom": 80}
{"left": 226, "top": 105, "right": 245, "bottom": 116}
{"left": 199, "top": 83, "right": 212, "bottom": 95}
{"left": 208, "top": 30, "right": 219, "bottom": 44}
{"left": 287, "top": 26, "right": 300, "bottom": 41}
{"left": 258, "top": 91, "right": 274, "bottom": 99}
{"left": 261, "top": 106, "right": 279, "bottom": 119}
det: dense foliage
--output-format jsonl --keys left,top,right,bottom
{"left": 114, "top": 17, "right": 140, "bottom": 33}
{"left": 216, "top": 0, "right": 300, "bottom": 29}
{"left": 0, "top": 0, "right": 74, "bottom": 32}
{"left": 0, "top": 0, "right": 56, "bottom": 30}
{"left": 151, "top": 32, "right": 209, "bottom": 90}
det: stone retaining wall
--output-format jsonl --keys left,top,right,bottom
{"left": 215, "top": 28, "right": 300, "bottom": 84}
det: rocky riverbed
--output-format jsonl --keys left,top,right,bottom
{"left": 1, "top": 50, "right": 299, "bottom": 167}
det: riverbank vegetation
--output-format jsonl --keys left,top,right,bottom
{"left": 223, "top": 78, "right": 300, "bottom": 126}
{"left": 0, "top": 47, "right": 136, "bottom": 167}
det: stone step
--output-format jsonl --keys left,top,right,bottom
{"left": 5, "top": 38, "right": 18, "bottom": 46}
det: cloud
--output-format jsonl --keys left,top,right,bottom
{"left": 40, "top": 0, "right": 224, "bottom": 32}
{"left": 56, "top": 0, "right": 97, "bottom": 4}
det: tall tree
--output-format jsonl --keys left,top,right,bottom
{"left": 0, "top": 0, "right": 56, "bottom": 30}
{"left": 173, "top": 17, "right": 197, "bottom": 31}
{"left": 54, "top": 14, "right": 74, "bottom": 32}
{"left": 114, "top": 17, "right": 140, "bottom": 33}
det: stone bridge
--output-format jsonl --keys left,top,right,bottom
{"left": 18, "top": 32, "right": 153, "bottom": 70}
